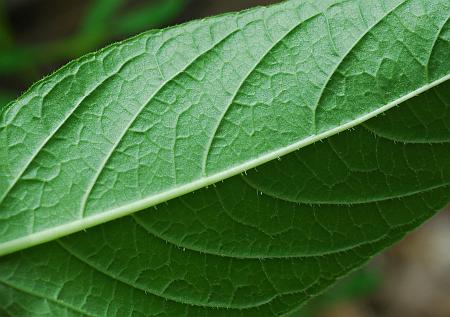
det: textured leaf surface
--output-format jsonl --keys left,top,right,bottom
{"left": 1, "top": 0, "right": 449, "bottom": 254}
{"left": 0, "top": 0, "right": 450, "bottom": 316}
{"left": 0, "top": 81, "right": 449, "bottom": 316}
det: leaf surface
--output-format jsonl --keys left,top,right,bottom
{"left": 0, "top": 81, "right": 449, "bottom": 316}
{"left": 1, "top": 0, "right": 449, "bottom": 255}
{"left": 0, "top": 0, "right": 450, "bottom": 315}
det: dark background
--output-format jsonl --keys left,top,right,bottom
{"left": 0, "top": 0, "right": 278, "bottom": 96}
{"left": 1, "top": 1, "right": 449, "bottom": 316}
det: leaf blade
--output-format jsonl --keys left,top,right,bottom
{"left": 1, "top": 1, "right": 449, "bottom": 253}
{"left": 0, "top": 0, "right": 450, "bottom": 314}
{"left": 0, "top": 1, "right": 450, "bottom": 316}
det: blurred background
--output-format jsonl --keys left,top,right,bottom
{"left": 0, "top": 1, "right": 449, "bottom": 316}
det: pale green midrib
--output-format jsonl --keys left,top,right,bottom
{"left": 0, "top": 74, "right": 448, "bottom": 257}
{"left": 132, "top": 185, "right": 447, "bottom": 259}
{"left": 81, "top": 8, "right": 329, "bottom": 213}
{"left": 78, "top": 28, "right": 242, "bottom": 218}
{"left": 0, "top": 280, "right": 93, "bottom": 317}
{"left": 0, "top": 51, "right": 145, "bottom": 205}
{"left": 57, "top": 240, "right": 312, "bottom": 310}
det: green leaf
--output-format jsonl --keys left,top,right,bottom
{"left": 1, "top": 0, "right": 449, "bottom": 254}
{"left": 0, "top": 81, "right": 449, "bottom": 316}
{"left": 0, "top": 0, "right": 449, "bottom": 315}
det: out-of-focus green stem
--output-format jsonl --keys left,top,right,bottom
{"left": 0, "top": 1, "right": 13, "bottom": 50}
{"left": 79, "top": 0, "right": 125, "bottom": 36}
{"left": 0, "top": 89, "right": 15, "bottom": 110}
{"left": 114, "top": 0, "right": 187, "bottom": 36}
{"left": 0, "top": 0, "right": 186, "bottom": 76}
{"left": 0, "top": 34, "right": 101, "bottom": 75}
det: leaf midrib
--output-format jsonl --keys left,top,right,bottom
{"left": 2, "top": 0, "right": 450, "bottom": 256}
{"left": 0, "top": 74, "right": 448, "bottom": 257}
{"left": 0, "top": 0, "right": 397, "bottom": 210}
{"left": 77, "top": 28, "right": 243, "bottom": 218}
